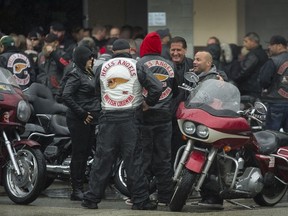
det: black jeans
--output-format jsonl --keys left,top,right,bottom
{"left": 141, "top": 121, "right": 174, "bottom": 203}
{"left": 83, "top": 113, "right": 149, "bottom": 204}
{"left": 200, "top": 159, "right": 222, "bottom": 201}
{"left": 66, "top": 116, "right": 96, "bottom": 184}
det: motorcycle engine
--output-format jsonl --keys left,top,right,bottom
{"left": 235, "top": 167, "right": 264, "bottom": 195}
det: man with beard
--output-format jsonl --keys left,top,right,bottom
{"left": 193, "top": 51, "right": 227, "bottom": 81}
{"left": 192, "top": 50, "right": 227, "bottom": 210}
{"left": 37, "top": 33, "right": 70, "bottom": 98}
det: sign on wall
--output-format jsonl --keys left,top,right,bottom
{"left": 148, "top": 12, "right": 166, "bottom": 26}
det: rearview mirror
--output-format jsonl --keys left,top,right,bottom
{"left": 184, "top": 72, "right": 199, "bottom": 87}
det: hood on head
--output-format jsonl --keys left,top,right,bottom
{"left": 206, "top": 44, "right": 221, "bottom": 60}
{"left": 140, "top": 32, "right": 162, "bottom": 57}
{"left": 73, "top": 46, "right": 93, "bottom": 71}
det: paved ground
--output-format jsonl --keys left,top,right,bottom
{"left": 1, "top": 180, "right": 288, "bottom": 216}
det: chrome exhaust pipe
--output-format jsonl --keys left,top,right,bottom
{"left": 46, "top": 164, "right": 70, "bottom": 175}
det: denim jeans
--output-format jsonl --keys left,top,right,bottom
{"left": 265, "top": 103, "right": 288, "bottom": 132}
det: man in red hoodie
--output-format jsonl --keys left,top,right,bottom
{"left": 138, "top": 32, "right": 177, "bottom": 206}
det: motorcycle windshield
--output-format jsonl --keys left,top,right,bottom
{"left": 0, "top": 67, "right": 20, "bottom": 93}
{"left": 185, "top": 79, "right": 241, "bottom": 117}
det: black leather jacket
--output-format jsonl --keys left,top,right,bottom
{"left": 171, "top": 57, "right": 194, "bottom": 115}
{"left": 235, "top": 45, "right": 268, "bottom": 97}
{"left": 259, "top": 51, "right": 288, "bottom": 102}
{"left": 138, "top": 54, "right": 177, "bottom": 123}
{"left": 37, "top": 48, "right": 70, "bottom": 96}
{"left": 62, "top": 67, "right": 101, "bottom": 122}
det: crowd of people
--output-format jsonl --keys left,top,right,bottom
{"left": 0, "top": 21, "right": 288, "bottom": 211}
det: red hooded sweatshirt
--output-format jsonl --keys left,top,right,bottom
{"left": 140, "top": 32, "right": 162, "bottom": 57}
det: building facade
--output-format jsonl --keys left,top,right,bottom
{"left": 86, "top": 0, "right": 288, "bottom": 57}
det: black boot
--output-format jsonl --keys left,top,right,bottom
{"left": 70, "top": 160, "right": 85, "bottom": 201}
{"left": 70, "top": 181, "right": 84, "bottom": 201}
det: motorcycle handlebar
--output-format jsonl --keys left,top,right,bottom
{"left": 178, "top": 83, "right": 194, "bottom": 92}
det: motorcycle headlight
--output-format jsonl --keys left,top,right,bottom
{"left": 17, "top": 100, "right": 31, "bottom": 123}
{"left": 196, "top": 125, "right": 209, "bottom": 138}
{"left": 183, "top": 121, "right": 196, "bottom": 135}
{"left": 254, "top": 101, "right": 267, "bottom": 115}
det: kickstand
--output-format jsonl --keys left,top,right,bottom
{"left": 225, "top": 199, "right": 256, "bottom": 210}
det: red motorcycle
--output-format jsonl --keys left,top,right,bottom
{"left": 170, "top": 75, "right": 288, "bottom": 211}
{"left": 0, "top": 67, "right": 46, "bottom": 204}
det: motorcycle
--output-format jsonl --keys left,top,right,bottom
{"left": 240, "top": 95, "right": 267, "bottom": 131}
{"left": 21, "top": 82, "right": 70, "bottom": 189}
{"left": 0, "top": 67, "right": 46, "bottom": 204}
{"left": 170, "top": 73, "right": 288, "bottom": 212}
{"left": 22, "top": 83, "right": 130, "bottom": 196}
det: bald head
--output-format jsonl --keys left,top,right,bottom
{"left": 193, "top": 51, "right": 213, "bottom": 73}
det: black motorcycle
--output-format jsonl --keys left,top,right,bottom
{"left": 22, "top": 83, "right": 130, "bottom": 196}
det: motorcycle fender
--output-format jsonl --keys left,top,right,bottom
{"left": 277, "top": 146, "right": 288, "bottom": 158}
{"left": 185, "top": 151, "right": 206, "bottom": 173}
{"left": 13, "top": 139, "right": 41, "bottom": 148}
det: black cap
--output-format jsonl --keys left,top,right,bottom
{"left": 28, "top": 31, "right": 40, "bottom": 39}
{"left": 269, "top": 35, "right": 287, "bottom": 46}
{"left": 112, "top": 39, "right": 130, "bottom": 51}
{"left": 156, "top": 28, "right": 170, "bottom": 39}
{"left": 44, "top": 33, "right": 59, "bottom": 43}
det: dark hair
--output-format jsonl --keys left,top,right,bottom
{"left": 245, "top": 32, "right": 260, "bottom": 44}
{"left": 169, "top": 36, "right": 187, "bottom": 49}
{"left": 208, "top": 36, "right": 220, "bottom": 45}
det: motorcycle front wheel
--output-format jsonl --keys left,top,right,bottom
{"left": 43, "top": 177, "right": 55, "bottom": 190}
{"left": 113, "top": 160, "right": 130, "bottom": 197}
{"left": 169, "top": 169, "right": 199, "bottom": 212}
{"left": 253, "top": 180, "right": 287, "bottom": 206}
{"left": 113, "top": 160, "right": 157, "bottom": 198}
{"left": 3, "top": 146, "right": 47, "bottom": 204}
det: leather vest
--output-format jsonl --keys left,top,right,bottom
{"left": 99, "top": 57, "right": 143, "bottom": 110}
{"left": 1, "top": 51, "right": 33, "bottom": 90}
{"left": 267, "top": 52, "right": 288, "bottom": 99}
{"left": 139, "top": 56, "right": 174, "bottom": 111}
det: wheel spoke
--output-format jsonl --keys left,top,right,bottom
{"left": 3, "top": 147, "right": 46, "bottom": 204}
{"left": 25, "top": 181, "right": 34, "bottom": 192}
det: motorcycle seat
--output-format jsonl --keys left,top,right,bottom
{"left": 266, "top": 130, "right": 288, "bottom": 147}
{"left": 254, "top": 131, "right": 278, "bottom": 154}
{"left": 25, "top": 83, "right": 68, "bottom": 115}
{"left": 49, "top": 114, "right": 70, "bottom": 136}
{"left": 254, "top": 130, "right": 288, "bottom": 154}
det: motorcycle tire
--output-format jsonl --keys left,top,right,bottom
{"left": 253, "top": 181, "right": 287, "bottom": 206}
{"left": 113, "top": 160, "right": 157, "bottom": 198}
{"left": 3, "top": 146, "right": 47, "bottom": 204}
{"left": 113, "top": 160, "right": 130, "bottom": 197}
{"left": 43, "top": 177, "right": 55, "bottom": 190}
{"left": 169, "top": 169, "right": 198, "bottom": 212}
